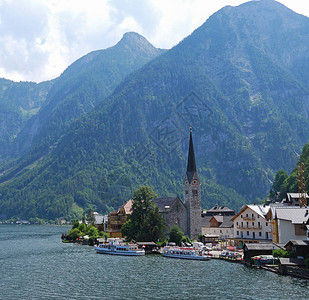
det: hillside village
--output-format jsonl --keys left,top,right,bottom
{"left": 85, "top": 129, "right": 309, "bottom": 274}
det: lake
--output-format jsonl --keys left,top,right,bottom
{"left": 0, "top": 225, "right": 308, "bottom": 299}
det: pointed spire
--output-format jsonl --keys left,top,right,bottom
{"left": 186, "top": 127, "right": 197, "bottom": 183}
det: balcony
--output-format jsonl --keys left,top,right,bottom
{"left": 237, "top": 225, "right": 262, "bottom": 230}
{"left": 243, "top": 216, "right": 255, "bottom": 221}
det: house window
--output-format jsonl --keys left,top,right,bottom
{"left": 257, "top": 215, "right": 259, "bottom": 218}
{"left": 246, "top": 214, "right": 248, "bottom": 217}
{"left": 253, "top": 232, "right": 255, "bottom": 239}
{"left": 258, "top": 222, "right": 260, "bottom": 228}
{"left": 220, "top": 230, "right": 222, "bottom": 233}
{"left": 259, "top": 232, "right": 262, "bottom": 237}
{"left": 247, "top": 231, "right": 249, "bottom": 236}
{"left": 241, "top": 215, "right": 243, "bottom": 218}
{"left": 237, "top": 231, "right": 239, "bottom": 235}
{"left": 236, "top": 222, "right": 238, "bottom": 226}
{"left": 246, "top": 222, "right": 248, "bottom": 227}
{"left": 266, "top": 222, "right": 268, "bottom": 226}
{"left": 252, "top": 222, "right": 254, "bottom": 226}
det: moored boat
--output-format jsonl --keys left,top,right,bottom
{"left": 161, "top": 246, "right": 211, "bottom": 260}
{"left": 94, "top": 238, "right": 145, "bottom": 256}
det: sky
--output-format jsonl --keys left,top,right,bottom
{"left": 0, "top": 0, "right": 309, "bottom": 83}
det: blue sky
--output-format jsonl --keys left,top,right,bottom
{"left": 0, "top": 0, "right": 308, "bottom": 82}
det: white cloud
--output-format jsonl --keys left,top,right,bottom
{"left": 0, "top": 0, "right": 308, "bottom": 82}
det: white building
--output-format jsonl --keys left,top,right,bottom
{"left": 266, "top": 206, "right": 309, "bottom": 244}
{"left": 201, "top": 215, "right": 234, "bottom": 239}
{"left": 230, "top": 204, "right": 272, "bottom": 247}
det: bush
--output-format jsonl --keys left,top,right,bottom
{"left": 67, "top": 228, "right": 83, "bottom": 241}
{"left": 273, "top": 249, "right": 294, "bottom": 258}
{"left": 169, "top": 225, "right": 184, "bottom": 246}
{"left": 87, "top": 225, "right": 99, "bottom": 237}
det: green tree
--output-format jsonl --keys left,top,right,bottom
{"left": 272, "top": 169, "right": 288, "bottom": 193}
{"left": 72, "top": 219, "right": 80, "bottom": 229}
{"left": 87, "top": 225, "right": 99, "bottom": 237}
{"left": 67, "top": 228, "right": 82, "bottom": 241}
{"left": 87, "top": 208, "right": 95, "bottom": 225}
{"left": 137, "top": 205, "right": 165, "bottom": 242}
{"left": 78, "top": 222, "right": 87, "bottom": 233}
{"left": 169, "top": 225, "right": 184, "bottom": 246}
{"left": 121, "top": 185, "right": 165, "bottom": 242}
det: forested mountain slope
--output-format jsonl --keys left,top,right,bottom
{"left": 0, "top": 79, "right": 52, "bottom": 159}
{"left": 14, "top": 32, "right": 165, "bottom": 156}
{"left": 0, "top": 33, "right": 165, "bottom": 184}
{"left": 1, "top": 0, "right": 309, "bottom": 220}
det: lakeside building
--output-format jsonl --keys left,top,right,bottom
{"left": 152, "top": 128, "right": 202, "bottom": 239}
{"left": 105, "top": 199, "right": 133, "bottom": 238}
{"left": 266, "top": 206, "right": 309, "bottom": 244}
{"left": 230, "top": 204, "right": 272, "bottom": 247}
{"left": 281, "top": 193, "right": 309, "bottom": 206}
{"left": 93, "top": 212, "right": 107, "bottom": 232}
{"left": 201, "top": 205, "right": 235, "bottom": 241}
{"left": 152, "top": 196, "right": 187, "bottom": 236}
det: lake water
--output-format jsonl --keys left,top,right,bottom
{"left": 0, "top": 225, "right": 308, "bottom": 300}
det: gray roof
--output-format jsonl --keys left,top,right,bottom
{"left": 219, "top": 216, "right": 234, "bottom": 228}
{"left": 286, "top": 193, "right": 309, "bottom": 199}
{"left": 244, "top": 243, "right": 281, "bottom": 251}
{"left": 152, "top": 196, "right": 183, "bottom": 213}
{"left": 285, "top": 240, "right": 309, "bottom": 247}
{"left": 279, "top": 258, "right": 305, "bottom": 266}
{"left": 201, "top": 215, "right": 212, "bottom": 227}
{"left": 201, "top": 215, "right": 233, "bottom": 228}
{"left": 94, "top": 213, "right": 105, "bottom": 225}
{"left": 275, "top": 207, "right": 309, "bottom": 224}
{"left": 231, "top": 204, "right": 269, "bottom": 221}
{"left": 206, "top": 204, "right": 235, "bottom": 214}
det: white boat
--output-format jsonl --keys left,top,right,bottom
{"left": 94, "top": 238, "right": 145, "bottom": 256}
{"left": 161, "top": 246, "right": 211, "bottom": 260}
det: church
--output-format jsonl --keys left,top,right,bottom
{"left": 152, "top": 128, "right": 202, "bottom": 239}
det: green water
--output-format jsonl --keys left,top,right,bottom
{"left": 0, "top": 225, "right": 308, "bottom": 299}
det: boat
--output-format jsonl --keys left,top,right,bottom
{"left": 161, "top": 246, "right": 211, "bottom": 260}
{"left": 94, "top": 238, "right": 145, "bottom": 256}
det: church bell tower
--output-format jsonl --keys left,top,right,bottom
{"left": 184, "top": 127, "right": 201, "bottom": 239}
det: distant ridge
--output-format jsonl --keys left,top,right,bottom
{"left": 2, "top": 0, "right": 309, "bottom": 220}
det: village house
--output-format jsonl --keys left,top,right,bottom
{"left": 105, "top": 199, "right": 133, "bottom": 238}
{"left": 230, "top": 204, "right": 272, "bottom": 247}
{"left": 281, "top": 193, "right": 309, "bottom": 206}
{"left": 285, "top": 240, "right": 309, "bottom": 258}
{"left": 201, "top": 204, "right": 235, "bottom": 242}
{"left": 93, "top": 212, "right": 107, "bottom": 232}
{"left": 266, "top": 206, "right": 309, "bottom": 244}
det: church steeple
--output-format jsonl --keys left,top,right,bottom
{"left": 184, "top": 127, "right": 201, "bottom": 239}
{"left": 186, "top": 127, "right": 197, "bottom": 184}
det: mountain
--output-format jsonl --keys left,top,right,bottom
{"left": 0, "top": 32, "right": 165, "bottom": 182}
{"left": 0, "top": 79, "right": 53, "bottom": 159}
{"left": 1, "top": 0, "right": 309, "bottom": 220}
{"left": 14, "top": 32, "right": 165, "bottom": 155}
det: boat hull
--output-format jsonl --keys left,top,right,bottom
{"left": 94, "top": 247, "right": 145, "bottom": 256}
{"left": 162, "top": 253, "right": 211, "bottom": 260}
